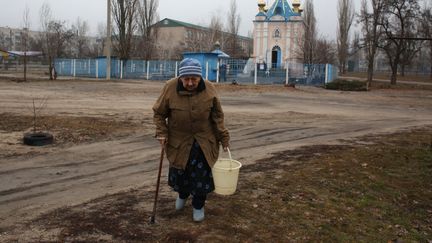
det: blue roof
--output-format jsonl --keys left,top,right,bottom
{"left": 255, "top": 11, "right": 267, "bottom": 17}
{"left": 211, "top": 49, "right": 230, "bottom": 59}
{"left": 265, "top": 0, "right": 300, "bottom": 21}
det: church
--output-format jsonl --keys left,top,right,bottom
{"left": 253, "top": 0, "right": 304, "bottom": 69}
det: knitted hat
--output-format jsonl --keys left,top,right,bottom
{"left": 179, "top": 58, "right": 202, "bottom": 77}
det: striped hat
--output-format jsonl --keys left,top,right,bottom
{"left": 179, "top": 58, "right": 202, "bottom": 77}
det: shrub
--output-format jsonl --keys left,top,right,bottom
{"left": 325, "top": 79, "right": 367, "bottom": 91}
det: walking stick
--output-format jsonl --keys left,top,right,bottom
{"left": 150, "top": 146, "right": 165, "bottom": 224}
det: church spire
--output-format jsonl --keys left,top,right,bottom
{"left": 292, "top": 0, "right": 301, "bottom": 13}
{"left": 258, "top": 0, "right": 266, "bottom": 12}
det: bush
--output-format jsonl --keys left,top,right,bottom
{"left": 325, "top": 79, "right": 367, "bottom": 91}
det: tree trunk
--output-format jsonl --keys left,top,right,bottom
{"left": 390, "top": 64, "right": 398, "bottom": 85}
{"left": 401, "top": 63, "right": 405, "bottom": 77}
{"left": 430, "top": 44, "right": 432, "bottom": 79}
{"left": 366, "top": 60, "right": 374, "bottom": 90}
{"left": 23, "top": 53, "right": 27, "bottom": 82}
{"left": 341, "top": 62, "right": 345, "bottom": 74}
{"left": 48, "top": 56, "right": 53, "bottom": 80}
{"left": 430, "top": 62, "right": 432, "bottom": 79}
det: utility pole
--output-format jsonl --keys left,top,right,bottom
{"left": 106, "top": 0, "right": 111, "bottom": 80}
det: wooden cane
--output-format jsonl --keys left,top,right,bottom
{"left": 150, "top": 146, "right": 165, "bottom": 224}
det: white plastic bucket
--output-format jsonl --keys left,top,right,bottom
{"left": 212, "top": 148, "right": 242, "bottom": 195}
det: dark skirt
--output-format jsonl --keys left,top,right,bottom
{"left": 168, "top": 140, "right": 215, "bottom": 196}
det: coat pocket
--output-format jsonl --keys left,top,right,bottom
{"left": 168, "top": 136, "right": 183, "bottom": 148}
{"left": 166, "top": 137, "right": 182, "bottom": 165}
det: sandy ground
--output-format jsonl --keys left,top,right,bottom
{"left": 1, "top": 78, "right": 432, "bottom": 239}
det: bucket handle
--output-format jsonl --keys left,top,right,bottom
{"left": 226, "top": 147, "right": 233, "bottom": 170}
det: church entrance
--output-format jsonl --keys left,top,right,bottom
{"left": 271, "top": 46, "right": 281, "bottom": 69}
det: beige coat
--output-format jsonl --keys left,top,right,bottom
{"left": 153, "top": 78, "right": 230, "bottom": 169}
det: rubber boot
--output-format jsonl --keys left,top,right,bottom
{"left": 175, "top": 197, "right": 186, "bottom": 210}
{"left": 193, "top": 207, "right": 205, "bottom": 222}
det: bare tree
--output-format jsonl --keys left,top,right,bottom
{"left": 226, "top": 0, "right": 241, "bottom": 58}
{"left": 112, "top": 0, "right": 139, "bottom": 60}
{"left": 92, "top": 22, "right": 107, "bottom": 56}
{"left": 315, "top": 38, "right": 338, "bottom": 65}
{"left": 184, "top": 29, "right": 209, "bottom": 52}
{"left": 337, "top": 0, "right": 355, "bottom": 74}
{"left": 39, "top": 3, "right": 74, "bottom": 80}
{"left": 399, "top": 28, "right": 422, "bottom": 76}
{"left": 420, "top": 4, "right": 432, "bottom": 78}
{"left": 47, "top": 21, "right": 74, "bottom": 59}
{"left": 208, "top": 13, "right": 225, "bottom": 50}
{"left": 72, "top": 18, "right": 90, "bottom": 58}
{"left": 358, "top": 0, "right": 386, "bottom": 89}
{"left": 137, "top": 0, "right": 159, "bottom": 60}
{"left": 22, "top": 5, "right": 31, "bottom": 81}
{"left": 349, "top": 31, "right": 362, "bottom": 71}
{"left": 381, "top": 0, "right": 421, "bottom": 85}
{"left": 246, "top": 30, "right": 254, "bottom": 57}
{"left": 39, "top": 3, "right": 55, "bottom": 79}
{"left": 302, "top": 0, "right": 317, "bottom": 65}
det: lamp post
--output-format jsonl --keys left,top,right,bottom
{"left": 106, "top": 0, "right": 111, "bottom": 80}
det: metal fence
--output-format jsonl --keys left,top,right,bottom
{"left": 221, "top": 59, "right": 338, "bottom": 86}
{"left": 54, "top": 58, "right": 338, "bottom": 86}
{"left": 54, "top": 58, "right": 179, "bottom": 80}
{"left": 348, "top": 58, "right": 432, "bottom": 76}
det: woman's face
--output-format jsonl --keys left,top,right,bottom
{"left": 180, "top": 75, "right": 201, "bottom": 91}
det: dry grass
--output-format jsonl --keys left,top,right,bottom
{"left": 0, "top": 112, "right": 146, "bottom": 145}
{"left": 31, "top": 128, "right": 432, "bottom": 242}
{"left": 344, "top": 72, "right": 432, "bottom": 83}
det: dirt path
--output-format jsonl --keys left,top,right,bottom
{"left": 1, "top": 79, "right": 432, "bottom": 234}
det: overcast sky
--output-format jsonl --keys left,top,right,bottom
{"left": 1, "top": 0, "right": 360, "bottom": 40}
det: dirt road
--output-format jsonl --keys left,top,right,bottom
{"left": 1, "top": 79, "right": 432, "bottom": 235}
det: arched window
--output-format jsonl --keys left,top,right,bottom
{"left": 274, "top": 29, "right": 281, "bottom": 38}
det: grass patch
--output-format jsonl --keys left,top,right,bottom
{"left": 325, "top": 79, "right": 368, "bottom": 91}
{"left": 345, "top": 72, "right": 432, "bottom": 83}
{"left": 236, "top": 129, "right": 432, "bottom": 242}
{"left": 30, "top": 128, "right": 432, "bottom": 242}
{"left": 0, "top": 112, "right": 146, "bottom": 145}
{"left": 370, "top": 81, "right": 432, "bottom": 91}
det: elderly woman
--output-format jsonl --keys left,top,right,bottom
{"left": 152, "top": 58, "right": 230, "bottom": 222}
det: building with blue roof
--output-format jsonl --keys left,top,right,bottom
{"left": 253, "top": 0, "right": 304, "bottom": 69}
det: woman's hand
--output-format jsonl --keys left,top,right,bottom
{"left": 157, "top": 137, "right": 167, "bottom": 146}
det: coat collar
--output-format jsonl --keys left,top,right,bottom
{"left": 177, "top": 77, "right": 206, "bottom": 95}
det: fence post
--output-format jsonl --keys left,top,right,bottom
{"left": 73, "top": 59, "right": 76, "bottom": 78}
{"left": 88, "top": 59, "right": 91, "bottom": 75}
{"left": 143, "top": 60, "right": 145, "bottom": 77}
{"left": 117, "top": 59, "right": 120, "bottom": 78}
{"left": 70, "top": 59, "right": 73, "bottom": 76}
{"left": 206, "top": 62, "right": 209, "bottom": 80}
{"left": 254, "top": 58, "right": 258, "bottom": 85}
{"left": 146, "top": 61, "right": 150, "bottom": 80}
{"left": 175, "top": 61, "right": 178, "bottom": 77}
{"left": 120, "top": 60, "right": 123, "bottom": 79}
{"left": 285, "top": 61, "right": 289, "bottom": 86}
{"left": 325, "top": 64, "right": 329, "bottom": 84}
{"left": 216, "top": 61, "right": 220, "bottom": 83}
{"left": 96, "top": 59, "right": 99, "bottom": 79}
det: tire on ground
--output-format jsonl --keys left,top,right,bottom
{"left": 23, "top": 132, "right": 54, "bottom": 146}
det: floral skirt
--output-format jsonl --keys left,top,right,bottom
{"left": 168, "top": 140, "right": 215, "bottom": 196}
